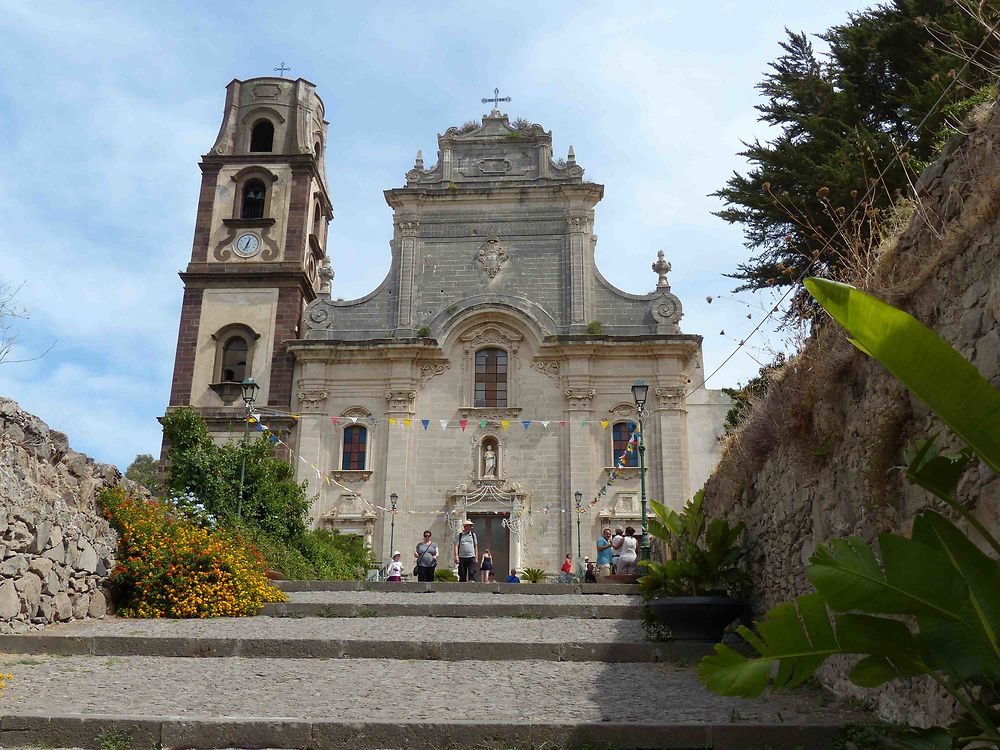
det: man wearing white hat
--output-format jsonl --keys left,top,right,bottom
{"left": 454, "top": 518, "right": 479, "bottom": 583}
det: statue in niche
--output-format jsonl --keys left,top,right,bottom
{"left": 483, "top": 443, "right": 497, "bottom": 479}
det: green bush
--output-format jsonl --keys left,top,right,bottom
{"left": 245, "top": 528, "right": 373, "bottom": 581}
{"left": 434, "top": 568, "right": 458, "bottom": 582}
{"left": 160, "top": 408, "right": 372, "bottom": 580}
{"left": 585, "top": 320, "right": 604, "bottom": 335}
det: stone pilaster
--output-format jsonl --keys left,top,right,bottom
{"left": 379, "top": 382, "right": 417, "bottom": 562}
{"left": 394, "top": 219, "right": 419, "bottom": 335}
{"left": 651, "top": 384, "right": 690, "bottom": 510}
{"left": 565, "top": 213, "right": 593, "bottom": 331}
{"left": 562, "top": 381, "right": 596, "bottom": 555}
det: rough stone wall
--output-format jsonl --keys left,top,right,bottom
{"left": 0, "top": 397, "right": 142, "bottom": 633}
{"left": 701, "top": 104, "right": 1000, "bottom": 727}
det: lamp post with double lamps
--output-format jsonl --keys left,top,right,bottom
{"left": 574, "top": 490, "right": 583, "bottom": 560}
{"left": 236, "top": 377, "right": 260, "bottom": 520}
{"left": 388, "top": 492, "right": 398, "bottom": 560}
{"left": 631, "top": 379, "right": 650, "bottom": 562}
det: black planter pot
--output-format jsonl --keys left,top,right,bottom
{"left": 646, "top": 596, "right": 748, "bottom": 641}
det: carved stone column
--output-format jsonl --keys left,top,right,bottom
{"left": 651, "top": 384, "right": 690, "bottom": 510}
{"left": 566, "top": 212, "right": 594, "bottom": 331}
{"left": 394, "top": 219, "right": 419, "bottom": 336}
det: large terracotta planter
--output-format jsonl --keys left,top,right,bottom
{"left": 645, "top": 596, "right": 748, "bottom": 641}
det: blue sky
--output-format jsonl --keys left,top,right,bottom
{"left": 0, "top": 0, "right": 874, "bottom": 470}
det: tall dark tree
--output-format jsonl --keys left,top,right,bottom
{"left": 125, "top": 453, "right": 159, "bottom": 495}
{"left": 715, "top": 0, "right": 998, "bottom": 308}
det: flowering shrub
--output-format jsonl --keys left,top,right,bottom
{"left": 100, "top": 487, "right": 285, "bottom": 618}
{"left": 166, "top": 490, "right": 218, "bottom": 529}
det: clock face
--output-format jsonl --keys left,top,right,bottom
{"left": 233, "top": 233, "right": 261, "bottom": 258}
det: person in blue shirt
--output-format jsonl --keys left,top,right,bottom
{"left": 596, "top": 528, "right": 614, "bottom": 578}
{"left": 505, "top": 568, "right": 520, "bottom": 583}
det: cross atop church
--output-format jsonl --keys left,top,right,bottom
{"left": 274, "top": 61, "right": 291, "bottom": 77}
{"left": 481, "top": 87, "right": 511, "bottom": 110}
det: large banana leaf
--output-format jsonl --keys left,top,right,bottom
{"left": 699, "top": 593, "right": 927, "bottom": 697}
{"left": 804, "top": 278, "right": 1000, "bottom": 477}
{"left": 806, "top": 535, "right": 967, "bottom": 619}
{"left": 911, "top": 509, "right": 1000, "bottom": 679}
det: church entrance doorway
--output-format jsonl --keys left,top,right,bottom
{"left": 468, "top": 512, "right": 509, "bottom": 580}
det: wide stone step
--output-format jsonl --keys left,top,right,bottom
{"left": 264, "top": 590, "right": 642, "bottom": 619}
{"left": 0, "top": 615, "right": 713, "bottom": 662}
{"left": 279, "top": 580, "right": 639, "bottom": 595}
{"left": 0, "top": 654, "right": 870, "bottom": 749}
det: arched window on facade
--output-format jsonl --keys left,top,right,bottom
{"left": 220, "top": 336, "right": 249, "bottom": 383}
{"left": 611, "top": 421, "right": 638, "bottom": 467}
{"left": 312, "top": 201, "right": 323, "bottom": 240}
{"left": 241, "top": 179, "right": 266, "bottom": 220}
{"left": 249, "top": 120, "right": 274, "bottom": 152}
{"left": 342, "top": 426, "right": 367, "bottom": 470}
{"left": 474, "top": 347, "right": 507, "bottom": 407}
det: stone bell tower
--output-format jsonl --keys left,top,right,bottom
{"left": 165, "top": 76, "right": 332, "bottom": 438}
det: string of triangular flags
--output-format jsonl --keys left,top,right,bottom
{"left": 256, "top": 408, "right": 627, "bottom": 432}
{"left": 245, "top": 411, "right": 640, "bottom": 521}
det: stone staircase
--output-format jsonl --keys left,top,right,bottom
{"left": 0, "top": 581, "right": 870, "bottom": 749}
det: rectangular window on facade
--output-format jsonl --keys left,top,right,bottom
{"left": 342, "top": 426, "right": 367, "bottom": 470}
{"left": 612, "top": 422, "right": 638, "bottom": 467}
{"left": 474, "top": 348, "right": 508, "bottom": 407}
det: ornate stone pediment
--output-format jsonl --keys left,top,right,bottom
{"left": 330, "top": 470, "right": 372, "bottom": 484}
{"left": 459, "top": 406, "right": 522, "bottom": 422}
{"left": 608, "top": 402, "right": 637, "bottom": 418}
{"left": 459, "top": 321, "right": 522, "bottom": 353}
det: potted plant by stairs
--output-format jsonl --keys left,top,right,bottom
{"left": 639, "top": 491, "right": 749, "bottom": 641}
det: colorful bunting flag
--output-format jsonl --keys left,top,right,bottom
{"left": 541, "top": 421, "right": 550, "bottom": 429}
{"left": 459, "top": 419, "right": 468, "bottom": 431}
{"left": 388, "top": 418, "right": 397, "bottom": 425}
{"left": 600, "top": 420, "right": 609, "bottom": 429}
{"left": 439, "top": 420, "right": 448, "bottom": 430}
{"left": 521, "top": 420, "right": 531, "bottom": 430}
{"left": 421, "top": 419, "right": 430, "bottom": 430}
{"left": 479, "top": 418, "right": 487, "bottom": 429}
{"left": 403, "top": 418, "right": 411, "bottom": 427}
{"left": 500, "top": 420, "right": 510, "bottom": 430}
{"left": 331, "top": 417, "right": 339, "bottom": 425}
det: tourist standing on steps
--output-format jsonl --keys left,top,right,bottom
{"left": 617, "top": 526, "right": 639, "bottom": 575}
{"left": 480, "top": 549, "right": 493, "bottom": 583}
{"left": 414, "top": 531, "right": 439, "bottom": 582}
{"left": 559, "top": 553, "right": 574, "bottom": 583}
{"left": 386, "top": 551, "right": 403, "bottom": 582}
{"left": 611, "top": 527, "right": 625, "bottom": 573}
{"left": 454, "top": 519, "right": 479, "bottom": 583}
{"left": 596, "top": 528, "right": 614, "bottom": 578}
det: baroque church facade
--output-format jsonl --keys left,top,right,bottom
{"left": 166, "top": 76, "right": 730, "bottom": 573}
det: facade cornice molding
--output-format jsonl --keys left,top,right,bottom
{"left": 384, "top": 182, "right": 604, "bottom": 209}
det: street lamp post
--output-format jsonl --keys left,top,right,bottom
{"left": 631, "top": 379, "right": 650, "bottom": 562}
{"left": 236, "top": 377, "right": 259, "bottom": 520}
{"left": 388, "top": 492, "right": 398, "bottom": 559}
{"left": 574, "top": 490, "right": 582, "bottom": 560}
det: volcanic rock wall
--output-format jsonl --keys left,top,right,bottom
{"left": 0, "top": 397, "right": 139, "bottom": 633}
{"left": 701, "top": 105, "right": 1000, "bottom": 726}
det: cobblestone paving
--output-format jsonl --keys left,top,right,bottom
{"left": 285, "top": 590, "right": 641, "bottom": 606}
{"left": 0, "top": 654, "right": 862, "bottom": 725}
{"left": 33, "top": 615, "right": 646, "bottom": 643}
